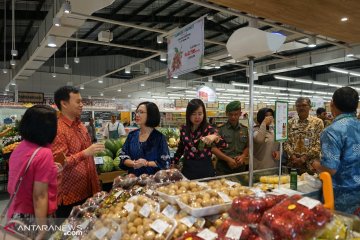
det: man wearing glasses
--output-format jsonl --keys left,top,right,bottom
{"left": 284, "top": 97, "right": 324, "bottom": 174}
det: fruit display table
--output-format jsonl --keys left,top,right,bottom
{"left": 98, "top": 170, "right": 126, "bottom": 184}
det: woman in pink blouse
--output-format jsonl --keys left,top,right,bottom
{"left": 173, "top": 99, "right": 227, "bottom": 179}
{"left": 7, "top": 105, "right": 58, "bottom": 239}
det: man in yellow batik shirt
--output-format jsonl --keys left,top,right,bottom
{"left": 284, "top": 97, "right": 324, "bottom": 174}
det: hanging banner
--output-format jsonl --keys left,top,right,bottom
{"left": 275, "top": 101, "right": 288, "bottom": 142}
{"left": 167, "top": 17, "right": 204, "bottom": 78}
{"left": 197, "top": 86, "right": 217, "bottom": 103}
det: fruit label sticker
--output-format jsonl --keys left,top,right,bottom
{"left": 146, "top": 189, "right": 154, "bottom": 195}
{"left": 123, "top": 203, "right": 134, "bottom": 213}
{"left": 94, "top": 157, "right": 104, "bottom": 165}
{"left": 197, "top": 228, "right": 218, "bottom": 240}
{"left": 162, "top": 205, "right": 178, "bottom": 218}
{"left": 226, "top": 225, "right": 243, "bottom": 239}
{"left": 218, "top": 192, "right": 232, "bottom": 203}
{"left": 94, "top": 227, "right": 109, "bottom": 239}
{"left": 114, "top": 190, "right": 123, "bottom": 198}
{"left": 79, "top": 219, "right": 90, "bottom": 230}
{"left": 225, "top": 180, "right": 237, "bottom": 187}
{"left": 150, "top": 219, "right": 170, "bottom": 235}
{"left": 180, "top": 216, "right": 197, "bottom": 228}
{"left": 297, "top": 197, "right": 321, "bottom": 209}
{"left": 139, "top": 203, "right": 152, "bottom": 217}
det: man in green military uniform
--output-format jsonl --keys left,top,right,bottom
{"left": 213, "top": 101, "right": 249, "bottom": 175}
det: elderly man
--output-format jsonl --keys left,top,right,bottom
{"left": 213, "top": 101, "right": 249, "bottom": 175}
{"left": 312, "top": 87, "right": 360, "bottom": 214}
{"left": 284, "top": 97, "right": 324, "bottom": 174}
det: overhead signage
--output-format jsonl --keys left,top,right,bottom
{"left": 197, "top": 86, "right": 217, "bottom": 103}
{"left": 175, "top": 99, "right": 189, "bottom": 108}
{"left": 167, "top": 16, "right": 204, "bottom": 78}
{"left": 18, "top": 91, "right": 44, "bottom": 103}
{"left": 275, "top": 101, "right": 288, "bottom": 142}
{"left": 94, "top": 111, "right": 113, "bottom": 121}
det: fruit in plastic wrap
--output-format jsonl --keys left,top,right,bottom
{"left": 157, "top": 181, "right": 207, "bottom": 196}
{"left": 112, "top": 174, "right": 138, "bottom": 189}
{"left": 217, "top": 219, "right": 262, "bottom": 240}
{"left": 229, "top": 194, "right": 286, "bottom": 224}
{"left": 179, "top": 190, "right": 231, "bottom": 208}
{"left": 176, "top": 228, "right": 218, "bottom": 240}
{"left": 154, "top": 169, "right": 185, "bottom": 183}
{"left": 259, "top": 195, "right": 333, "bottom": 240}
{"left": 318, "top": 214, "right": 349, "bottom": 239}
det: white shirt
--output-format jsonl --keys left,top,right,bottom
{"left": 103, "top": 121, "right": 126, "bottom": 138}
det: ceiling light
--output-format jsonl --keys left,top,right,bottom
{"left": 206, "top": 14, "right": 214, "bottom": 20}
{"left": 64, "top": 64, "right": 69, "bottom": 70}
{"left": 255, "top": 85, "right": 270, "bottom": 89}
{"left": 100, "top": 92, "right": 104, "bottom": 96}
{"left": 2, "top": 69, "right": 8, "bottom": 74}
{"left": 215, "top": 62, "right": 221, "bottom": 69}
{"left": 157, "top": 36, "right": 163, "bottom": 44}
{"left": 5, "top": 86, "right": 9, "bottom": 91}
{"left": 125, "top": 66, "right": 131, "bottom": 73}
{"left": 274, "top": 75, "right": 295, "bottom": 81}
{"left": 10, "top": 60, "right": 16, "bottom": 66}
{"left": 302, "top": 90, "right": 315, "bottom": 93}
{"left": 74, "top": 57, "right": 80, "bottom": 63}
{"left": 295, "top": 79, "right": 313, "bottom": 84}
{"left": 329, "top": 66, "right": 348, "bottom": 74}
{"left": 231, "top": 81, "right": 248, "bottom": 87}
{"left": 160, "top": 53, "right": 167, "bottom": 61}
{"left": 52, "top": 72, "right": 56, "bottom": 78}
{"left": 80, "top": 84, "right": 84, "bottom": 90}
{"left": 147, "top": 91, "right": 151, "bottom": 94}
{"left": 168, "top": 93, "right": 183, "bottom": 97}
{"left": 117, "top": 88, "right": 122, "bottom": 92}
{"left": 208, "top": 76, "right": 213, "bottom": 82}
{"left": 313, "top": 82, "right": 329, "bottom": 86}
{"left": 11, "top": 49, "right": 17, "bottom": 57}
{"left": 47, "top": 36, "right": 57, "bottom": 47}
{"left": 173, "top": 75, "right": 178, "bottom": 79}
{"left": 128, "top": 94, "right": 131, "bottom": 98}
{"left": 10, "top": 79, "right": 15, "bottom": 85}
{"left": 53, "top": 17, "right": 61, "bottom": 27}
{"left": 215, "top": 88, "right": 226, "bottom": 91}
{"left": 140, "top": 82, "right": 145, "bottom": 87}
{"left": 98, "top": 78, "right": 103, "bottom": 84}
{"left": 349, "top": 72, "right": 360, "bottom": 77}
{"left": 271, "top": 87, "right": 287, "bottom": 90}
{"left": 341, "top": 17, "right": 348, "bottom": 22}
{"left": 144, "top": 67, "right": 150, "bottom": 74}
{"left": 345, "top": 48, "right": 354, "bottom": 57}
{"left": 112, "top": 97, "right": 115, "bottom": 100}
{"left": 307, "top": 36, "right": 317, "bottom": 48}
{"left": 63, "top": 1, "right": 71, "bottom": 14}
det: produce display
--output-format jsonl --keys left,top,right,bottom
{"left": 158, "top": 128, "right": 180, "bottom": 149}
{"left": 96, "top": 137, "right": 126, "bottom": 173}
{"left": 259, "top": 175, "right": 290, "bottom": 184}
{"left": 0, "top": 123, "right": 21, "bottom": 155}
{"left": 157, "top": 181, "right": 207, "bottom": 196}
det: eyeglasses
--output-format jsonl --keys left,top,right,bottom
{"left": 135, "top": 110, "right": 147, "bottom": 115}
{"left": 296, "top": 104, "right": 310, "bottom": 108}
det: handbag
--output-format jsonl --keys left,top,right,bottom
{"left": 0, "top": 147, "right": 42, "bottom": 240}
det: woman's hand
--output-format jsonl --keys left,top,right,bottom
{"left": 201, "top": 134, "right": 219, "bottom": 145}
{"left": 134, "top": 158, "right": 148, "bottom": 168}
{"left": 263, "top": 116, "right": 274, "bottom": 126}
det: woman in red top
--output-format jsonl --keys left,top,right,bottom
{"left": 7, "top": 105, "right": 58, "bottom": 239}
{"left": 173, "top": 99, "right": 227, "bottom": 179}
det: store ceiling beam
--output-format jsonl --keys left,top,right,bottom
{"left": 0, "top": 9, "right": 47, "bottom": 20}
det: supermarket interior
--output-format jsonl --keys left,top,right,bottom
{"left": 0, "top": 0, "right": 360, "bottom": 239}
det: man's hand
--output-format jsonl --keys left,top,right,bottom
{"left": 234, "top": 155, "right": 246, "bottom": 166}
{"left": 83, "top": 143, "right": 105, "bottom": 157}
{"left": 226, "top": 158, "right": 238, "bottom": 169}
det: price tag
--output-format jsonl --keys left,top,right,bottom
{"left": 225, "top": 225, "right": 243, "bottom": 239}
{"left": 123, "top": 203, "right": 135, "bottom": 212}
{"left": 218, "top": 192, "right": 232, "bottom": 203}
{"left": 252, "top": 188, "right": 266, "bottom": 198}
{"left": 196, "top": 229, "right": 218, "bottom": 240}
{"left": 196, "top": 181, "right": 207, "bottom": 187}
{"left": 94, "top": 227, "right": 109, "bottom": 239}
{"left": 111, "top": 229, "right": 122, "bottom": 240}
{"left": 225, "top": 180, "right": 237, "bottom": 187}
{"left": 180, "top": 216, "right": 197, "bottom": 228}
{"left": 297, "top": 197, "right": 321, "bottom": 209}
{"left": 162, "top": 205, "right": 178, "bottom": 218}
{"left": 146, "top": 189, "right": 154, "bottom": 195}
{"left": 150, "top": 219, "right": 170, "bottom": 235}
{"left": 114, "top": 190, "right": 123, "bottom": 198}
{"left": 197, "top": 218, "right": 206, "bottom": 228}
{"left": 79, "top": 219, "right": 90, "bottom": 230}
{"left": 139, "top": 203, "right": 152, "bottom": 217}
{"left": 94, "top": 157, "right": 104, "bottom": 165}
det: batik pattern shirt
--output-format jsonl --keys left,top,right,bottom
{"left": 284, "top": 115, "right": 324, "bottom": 172}
{"left": 320, "top": 113, "right": 360, "bottom": 214}
{"left": 173, "top": 125, "right": 227, "bottom": 164}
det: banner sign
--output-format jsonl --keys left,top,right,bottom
{"left": 167, "top": 17, "right": 204, "bottom": 78}
{"left": 18, "top": 91, "right": 44, "bottom": 103}
{"left": 275, "top": 101, "right": 288, "bottom": 142}
{"left": 197, "top": 86, "right": 217, "bottom": 103}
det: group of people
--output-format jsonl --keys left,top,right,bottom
{"left": 5, "top": 85, "right": 360, "bottom": 239}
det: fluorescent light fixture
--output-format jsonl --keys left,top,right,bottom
{"left": 98, "top": 78, "right": 103, "bottom": 84}
{"left": 10, "top": 60, "right": 16, "bottom": 66}
{"left": 346, "top": 48, "right": 354, "bottom": 57}
{"left": 222, "top": 93, "right": 237, "bottom": 96}
{"left": 10, "top": 80, "right": 16, "bottom": 85}
{"left": 255, "top": 85, "right": 270, "bottom": 89}
{"left": 64, "top": 63, "right": 69, "bottom": 70}
{"left": 185, "top": 90, "right": 197, "bottom": 94}
{"left": 128, "top": 94, "right": 131, "bottom": 98}
{"left": 100, "top": 92, "right": 104, "bottom": 96}
{"left": 80, "top": 84, "right": 84, "bottom": 90}
{"left": 5, "top": 86, "right": 9, "bottom": 91}
{"left": 154, "top": 96, "right": 168, "bottom": 99}
{"left": 157, "top": 36, "right": 163, "bottom": 44}
{"left": 208, "top": 76, "right": 213, "bottom": 82}
{"left": 215, "top": 62, "right": 221, "bottom": 69}
{"left": 302, "top": 90, "right": 315, "bottom": 93}
{"left": 47, "top": 36, "right": 57, "bottom": 47}
{"left": 271, "top": 87, "right": 286, "bottom": 90}
{"left": 341, "top": 17, "right": 348, "bottom": 22}
{"left": 313, "top": 82, "right": 329, "bottom": 86}
{"left": 315, "top": 91, "right": 328, "bottom": 95}
{"left": 125, "top": 66, "right": 131, "bottom": 73}
{"left": 11, "top": 50, "right": 18, "bottom": 57}
{"left": 308, "top": 36, "right": 317, "bottom": 48}
{"left": 160, "top": 53, "right": 167, "bottom": 61}
{"left": 295, "top": 79, "right": 313, "bottom": 84}
{"left": 328, "top": 83, "right": 343, "bottom": 88}
{"left": 74, "top": 57, "right": 80, "bottom": 64}
{"left": 63, "top": 1, "right": 71, "bottom": 14}
{"left": 140, "top": 82, "right": 145, "bottom": 87}
{"left": 350, "top": 71, "right": 360, "bottom": 77}
{"left": 276, "top": 93, "right": 288, "bottom": 96}
{"left": 274, "top": 75, "right": 295, "bottom": 81}
{"left": 287, "top": 88, "right": 302, "bottom": 92}
{"left": 329, "top": 66, "right": 348, "bottom": 74}
{"left": 53, "top": 17, "right": 61, "bottom": 27}
{"left": 215, "top": 88, "right": 226, "bottom": 91}
{"left": 144, "top": 67, "right": 150, "bottom": 74}
{"left": 166, "top": 86, "right": 187, "bottom": 89}
{"left": 231, "top": 81, "right": 248, "bottom": 87}
{"left": 2, "top": 69, "right": 8, "bottom": 74}
{"left": 117, "top": 88, "right": 122, "bottom": 92}
{"left": 168, "top": 93, "right": 184, "bottom": 97}
{"left": 52, "top": 72, "right": 56, "bottom": 78}
{"left": 173, "top": 75, "right": 178, "bottom": 79}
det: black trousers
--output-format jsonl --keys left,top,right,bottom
{"left": 55, "top": 198, "right": 87, "bottom": 223}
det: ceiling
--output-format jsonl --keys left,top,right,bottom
{"left": 0, "top": 0, "right": 359, "bottom": 106}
